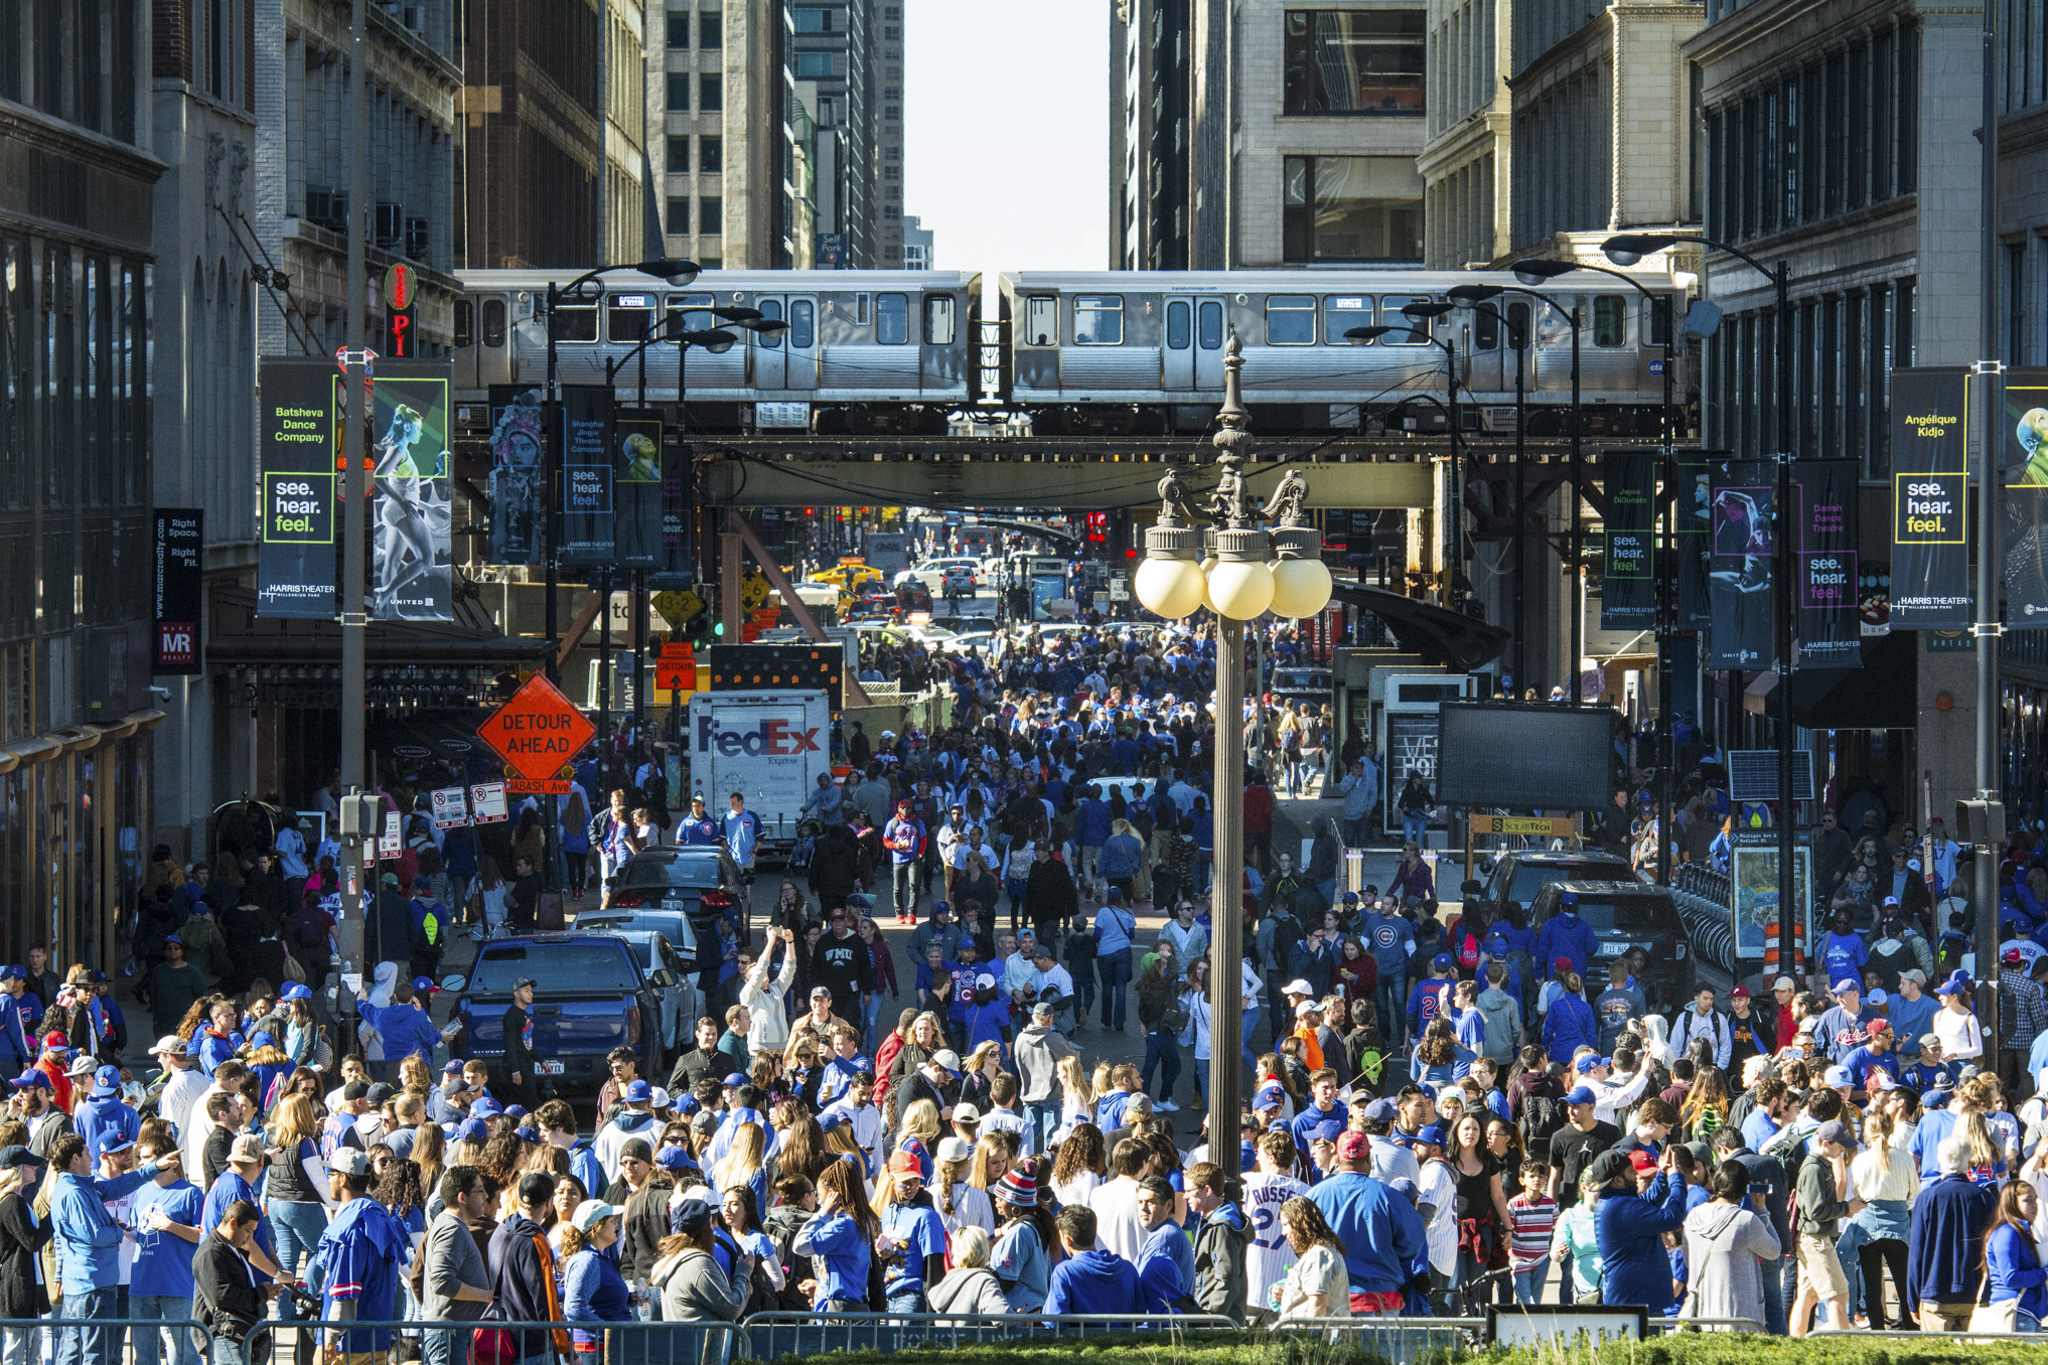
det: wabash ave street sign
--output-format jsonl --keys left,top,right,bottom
{"left": 475, "top": 674, "right": 597, "bottom": 784}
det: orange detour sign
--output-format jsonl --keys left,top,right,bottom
{"left": 475, "top": 674, "right": 597, "bottom": 781}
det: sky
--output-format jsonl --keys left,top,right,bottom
{"left": 903, "top": 0, "right": 1108, "bottom": 277}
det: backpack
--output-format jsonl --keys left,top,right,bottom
{"left": 1520, "top": 1093, "right": 1567, "bottom": 1152}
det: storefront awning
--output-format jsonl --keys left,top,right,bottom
{"left": 205, "top": 585, "right": 554, "bottom": 668}
{"left": 1330, "top": 582, "right": 1512, "bottom": 672}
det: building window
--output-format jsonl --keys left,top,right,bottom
{"left": 884, "top": 105, "right": 899, "bottom": 119}
{"left": 794, "top": 7, "right": 832, "bottom": 32}
{"left": 667, "top": 74, "right": 690, "bottom": 110}
{"left": 666, "top": 196, "right": 689, "bottom": 234}
{"left": 1074, "top": 295, "right": 1124, "bottom": 345}
{"left": 699, "top": 74, "right": 722, "bottom": 111}
{"left": 667, "top": 136, "right": 689, "bottom": 172}
{"left": 699, "top": 10, "right": 722, "bottom": 48}
{"left": 699, "top": 196, "right": 722, "bottom": 235}
{"left": 667, "top": 9, "right": 689, "bottom": 46}
{"left": 795, "top": 52, "right": 833, "bottom": 77}
{"left": 1265, "top": 294, "right": 1317, "bottom": 345}
{"left": 700, "top": 135, "right": 723, "bottom": 171}
{"left": 1283, "top": 10, "right": 1426, "bottom": 115}
{"left": 1282, "top": 155, "right": 1423, "bottom": 262}
{"left": 884, "top": 165, "right": 899, "bottom": 180}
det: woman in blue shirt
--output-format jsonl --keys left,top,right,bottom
{"left": 562, "top": 1201, "right": 634, "bottom": 1348}
{"left": 1985, "top": 1178, "right": 2046, "bottom": 1329}
{"left": 1542, "top": 970, "right": 1599, "bottom": 1066}
{"left": 793, "top": 1162, "right": 876, "bottom": 1310}
{"left": 1409, "top": 1017, "right": 1475, "bottom": 1089}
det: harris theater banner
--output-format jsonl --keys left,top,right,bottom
{"left": 558, "top": 384, "right": 615, "bottom": 566}
{"left": 257, "top": 359, "right": 338, "bottom": 618}
{"left": 1889, "top": 368, "right": 1971, "bottom": 628}
{"left": 1600, "top": 451, "right": 1656, "bottom": 630}
{"left": 2002, "top": 371, "right": 2048, "bottom": 625}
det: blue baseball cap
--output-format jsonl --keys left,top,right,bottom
{"left": 163, "top": 934, "right": 183, "bottom": 946}
{"left": 1576, "top": 1055, "right": 1611, "bottom": 1073}
{"left": 655, "top": 1145, "right": 694, "bottom": 1171}
{"left": 674, "top": 1094, "right": 700, "bottom": 1116}
{"left": 1311, "top": 1120, "right": 1344, "bottom": 1144}
{"left": 1365, "top": 1098, "right": 1400, "bottom": 1122}
{"left": 1487, "top": 936, "right": 1510, "bottom": 956}
{"left": 1414, "top": 1124, "right": 1447, "bottom": 1148}
{"left": 513, "top": 1126, "right": 540, "bottom": 1143}
{"left": 248, "top": 1031, "right": 277, "bottom": 1051}
{"left": 411, "top": 977, "right": 437, "bottom": 994}
{"left": 505, "top": 1105, "right": 528, "bottom": 1120}
{"left": 624, "top": 1079, "right": 653, "bottom": 1102}
{"left": 0, "top": 967, "right": 22, "bottom": 981}
{"left": 92, "top": 1133, "right": 135, "bottom": 1159}
{"left": 8, "top": 1071, "right": 50, "bottom": 1090}
{"left": 90, "top": 1065, "right": 120, "bottom": 1098}
{"left": 1565, "top": 1085, "right": 1598, "bottom": 1106}
{"left": 1832, "top": 978, "right": 1860, "bottom": 994}
{"left": 1432, "top": 953, "right": 1454, "bottom": 971}
{"left": 279, "top": 982, "right": 312, "bottom": 1001}
{"left": 442, "top": 1060, "right": 464, "bottom": 1075}
{"left": 1559, "top": 892, "right": 1579, "bottom": 909}
{"left": 1342, "top": 892, "right": 1360, "bottom": 904}
{"left": 722, "top": 1072, "right": 747, "bottom": 1087}
{"left": 455, "top": 1118, "right": 491, "bottom": 1143}
{"left": 468, "top": 1096, "right": 502, "bottom": 1118}
{"left": 817, "top": 1110, "right": 846, "bottom": 1133}
{"left": 1920, "top": 1089, "right": 1951, "bottom": 1109}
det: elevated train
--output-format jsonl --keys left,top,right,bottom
{"left": 452, "top": 267, "right": 1687, "bottom": 438}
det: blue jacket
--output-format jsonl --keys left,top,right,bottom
{"left": 1134, "top": 1220, "right": 1195, "bottom": 1312}
{"left": 52, "top": 1166, "right": 158, "bottom": 1290}
{"left": 1533, "top": 912, "right": 1597, "bottom": 979}
{"left": 1987, "top": 1221, "right": 2047, "bottom": 1321}
{"left": 1306, "top": 1170, "right": 1425, "bottom": 1294}
{"left": 1075, "top": 799, "right": 1111, "bottom": 847}
{"left": 798, "top": 1211, "right": 870, "bottom": 1307}
{"left": 1542, "top": 992, "right": 1599, "bottom": 1066}
{"left": 1405, "top": 975, "right": 1452, "bottom": 1040}
{"left": 73, "top": 1095, "right": 141, "bottom": 1160}
{"left": 313, "top": 1197, "right": 412, "bottom": 1353}
{"left": 1906, "top": 1175, "right": 2000, "bottom": 1306}
{"left": 1593, "top": 1173, "right": 1690, "bottom": 1312}
{"left": 356, "top": 998, "right": 442, "bottom": 1064}
{"left": 563, "top": 1246, "right": 633, "bottom": 1344}
{"left": 1045, "top": 1248, "right": 1142, "bottom": 1317}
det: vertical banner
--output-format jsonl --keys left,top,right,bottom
{"left": 365, "top": 359, "right": 455, "bottom": 620}
{"left": 2001, "top": 370, "right": 2048, "bottom": 625}
{"left": 151, "top": 508, "right": 203, "bottom": 674}
{"left": 1705, "top": 459, "right": 1776, "bottom": 668}
{"left": 559, "top": 384, "right": 615, "bottom": 566}
{"left": 1794, "top": 459, "right": 1862, "bottom": 668}
{"left": 1675, "top": 449, "right": 1713, "bottom": 628}
{"left": 651, "top": 438, "right": 697, "bottom": 588}
{"left": 486, "top": 384, "right": 545, "bottom": 566}
{"left": 613, "top": 409, "right": 665, "bottom": 568}
{"left": 257, "top": 358, "right": 338, "bottom": 618}
{"left": 1600, "top": 451, "right": 1656, "bottom": 630}
{"left": 1889, "top": 368, "right": 1971, "bottom": 627}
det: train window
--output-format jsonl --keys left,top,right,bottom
{"left": 924, "top": 295, "right": 956, "bottom": 345}
{"left": 1593, "top": 295, "right": 1627, "bottom": 347}
{"left": 454, "top": 300, "right": 474, "bottom": 348}
{"left": 1197, "top": 300, "right": 1223, "bottom": 349}
{"left": 667, "top": 293, "right": 715, "bottom": 331}
{"left": 854, "top": 293, "right": 871, "bottom": 326}
{"left": 1265, "top": 294, "right": 1316, "bottom": 345}
{"left": 1647, "top": 293, "right": 1673, "bottom": 346}
{"left": 1166, "top": 300, "right": 1191, "bottom": 349}
{"left": 482, "top": 299, "right": 506, "bottom": 347}
{"left": 789, "top": 299, "right": 814, "bottom": 349}
{"left": 1505, "top": 301, "right": 1530, "bottom": 350}
{"left": 875, "top": 293, "right": 910, "bottom": 344}
{"left": 1074, "top": 295, "right": 1124, "bottom": 345}
{"left": 1322, "top": 295, "right": 1373, "bottom": 344}
{"left": 757, "top": 297, "right": 783, "bottom": 349}
{"left": 1472, "top": 307, "right": 1499, "bottom": 350}
{"left": 1380, "top": 296, "right": 1432, "bottom": 344}
{"left": 551, "top": 303, "right": 598, "bottom": 343}
{"left": 607, "top": 295, "right": 654, "bottom": 343}
{"left": 1025, "top": 297, "right": 1056, "bottom": 346}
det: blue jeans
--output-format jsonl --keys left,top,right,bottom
{"left": 208, "top": 1338, "right": 246, "bottom": 1365}
{"left": 1192, "top": 1055, "right": 1210, "bottom": 1107}
{"left": 131, "top": 1295, "right": 202, "bottom": 1365}
{"left": 885, "top": 1286, "right": 926, "bottom": 1315}
{"left": 57, "top": 1286, "right": 120, "bottom": 1365}
{"left": 1097, "top": 952, "right": 1130, "bottom": 1029}
{"left": 1241, "top": 1006, "right": 1262, "bottom": 1071}
{"left": 422, "top": 1326, "right": 469, "bottom": 1365}
{"left": 1402, "top": 810, "right": 1429, "bottom": 844}
{"left": 1375, "top": 972, "right": 1408, "bottom": 1051}
{"left": 1023, "top": 1098, "right": 1060, "bottom": 1154}
{"left": 1142, "top": 1026, "right": 1182, "bottom": 1103}
{"left": 1071, "top": 967, "right": 1097, "bottom": 1020}
{"left": 1, "top": 1326, "right": 34, "bottom": 1365}
{"left": 861, "top": 992, "right": 887, "bottom": 1051}
{"left": 1513, "top": 1262, "right": 1549, "bottom": 1305}
{"left": 268, "top": 1198, "right": 327, "bottom": 1297}
{"left": 1764, "top": 1252, "right": 1793, "bottom": 1335}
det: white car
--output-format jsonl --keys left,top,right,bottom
{"left": 893, "top": 557, "right": 982, "bottom": 592}
{"left": 941, "top": 631, "right": 998, "bottom": 656}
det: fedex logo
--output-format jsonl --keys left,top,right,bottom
{"left": 698, "top": 714, "right": 821, "bottom": 756}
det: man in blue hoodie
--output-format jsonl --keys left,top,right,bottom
{"left": 72, "top": 1065, "right": 139, "bottom": 1160}
{"left": 1305, "top": 1133, "right": 1427, "bottom": 1313}
{"left": 354, "top": 979, "right": 442, "bottom": 1079}
{"left": 311, "top": 1147, "right": 415, "bottom": 1360}
{"left": 1133, "top": 1176, "right": 1195, "bottom": 1312}
{"left": 1044, "top": 1206, "right": 1142, "bottom": 1322}
{"left": 592, "top": 1079, "right": 663, "bottom": 1181}
{"left": 50, "top": 1131, "right": 171, "bottom": 1365}
{"left": 1533, "top": 893, "right": 1598, "bottom": 980}
{"left": 1588, "top": 1147, "right": 1690, "bottom": 1313}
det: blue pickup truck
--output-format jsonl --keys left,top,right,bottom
{"left": 448, "top": 933, "right": 675, "bottom": 1093}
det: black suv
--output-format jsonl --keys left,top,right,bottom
{"left": 588, "top": 846, "right": 751, "bottom": 979}
{"left": 1486, "top": 850, "right": 1637, "bottom": 916}
{"left": 1528, "top": 880, "right": 1693, "bottom": 1013}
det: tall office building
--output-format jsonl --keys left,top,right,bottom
{"left": 1110, "top": 0, "right": 1426, "bottom": 269}
{"left": 901, "top": 215, "right": 933, "bottom": 269}
{"left": 648, "top": 1, "right": 781, "bottom": 268}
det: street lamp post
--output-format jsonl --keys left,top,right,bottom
{"left": 1132, "top": 336, "right": 1333, "bottom": 1179}
{"left": 1604, "top": 232, "right": 1796, "bottom": 969}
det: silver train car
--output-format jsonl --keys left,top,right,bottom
{"left": 997, "top": 269, "right": 1687, "bottom": 436}
{"left": 453, "top": 268, "right": 982, "bottom": 433}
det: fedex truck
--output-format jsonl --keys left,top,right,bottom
{"left": 686, "top": 690, "right": 833, "bottom": 858}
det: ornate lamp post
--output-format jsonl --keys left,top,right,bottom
{"left": 1132, "top": 335, "right": 1333, "bottom": 1156}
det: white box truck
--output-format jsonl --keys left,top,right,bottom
{"left": 687, "top": 690, "right": 833, "bottom": 857}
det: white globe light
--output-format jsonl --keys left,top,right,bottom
{"left": 1199, "top": 556, "right": 1220, "bottom": 614}
{"left": 1134, "top": 556, "right": 1206, "bottom": 619}
{"left": 1270, "top": 556, "right": 1334, "bottom": 618}
{"left": 1208, "top": 558, "right": 1275, "bottom": 620}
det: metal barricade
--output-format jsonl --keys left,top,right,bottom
{"left": 738, "top": 1311, "right": 1242, "bottom": 1359}
{"left": 245, "top": 1317, "right": 745, "bottom": 1365}
{"left": 0, "top": 1315, "right": 213, "bottom": 1365}
{"left": 1649, "top": 1317, "right": 1767, "bottom": 1333}
{"left": 1269, "top": 1316, "right": 1483, "bottom": 1362}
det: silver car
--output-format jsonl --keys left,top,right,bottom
{"left": 609, "top": 928, "right": 701, "bottom": 1052}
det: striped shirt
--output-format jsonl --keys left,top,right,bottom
{"left": 1507, "top": 1193, "right": 1560, "bottom": 1269}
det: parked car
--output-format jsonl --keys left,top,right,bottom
{"left": 608, "top": 927, "right": 701, "bottom": 1051}
{"left": 1527, "top": 880, "right": 1693, "bottom": 1013}
{"left": 940, "top": 564, "right": 978, "bottom": 598}
{"left": 1267, "top": 666, "right": 1333, "bottom": 705}
{"left": 1485, "top": 850, "right": 1639, "bottom": 916}
{"left": 893, "top": 557, "right": 981, "bottom": 592}
{"left": 895, "top": 579, "right": 934, "bottom": 614}
{"left": 447, "top": 933, "right": 672, "bottom": 1092}
{"left": 588, "top": 846, "right": 751, "bottom": 978}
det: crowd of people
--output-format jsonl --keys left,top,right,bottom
{"left": 8, "top": 614, "right": 2048, "bottom": 1365}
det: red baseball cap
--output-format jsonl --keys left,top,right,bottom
{"left": 1629, "top": 1149, "right": 1658, "bottom": 1173}
{"left": 1337, "top": 1132, "right": 1370, "bottom": 1162}
{"left": 1553, "top": 957, "right": 1573, "bottom": 972}
{"left": 2004, "top": 947, "right": 2025, "bottom": 964}
{"left": 1729, "top": 986, "right": 1751, "bottom": 999}
{"left": 1866, "top": 1018, "right": 1891, "bottom": 1033}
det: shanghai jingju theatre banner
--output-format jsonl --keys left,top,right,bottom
{"left": 1793, "top": 460, "right": 1861, "bottom": 668}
